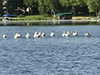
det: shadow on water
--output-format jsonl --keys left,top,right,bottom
{"left": 0, "top": 20, "right": 100, "bottom": 26}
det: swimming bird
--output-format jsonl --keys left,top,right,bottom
{"left": 14, "top": 33, "right": 21, "bottom": 39}
{"left": 26, "top": 32, "right": 30, "bottom": 38}
{"left": 50, "top": 31, "right": 54, "bottom": 36}
{"left": 73, "top": 31, "right": 78, "bottom": 36}
{"left": 62, "top": 31, "right": 66, "bottom": 37}
{"left": 17, "top": 33, "right": 21, "bottom": 38}
{"left": 41, "top": 32, "right": 45, "bottom": 37}
{"left": 62, "top": 31, "right": 71, "bottom": 37}
{"left": 14, "top": 33, "right": 18, "bottom": 39}
{"left": 34, "top": 32, "right": 41, "bottom": 38}
{"left": 64, "top": 31, "right": 71, "bottom": 37}
{"left": 3, "top": 34, "right": 6, "bottom": 38}
{"left": 85, "top": 32, "right": 90, "bottom": 37}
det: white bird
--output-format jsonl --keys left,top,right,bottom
{"left": 14, "top": 33, "right": 21, "bottom": 39}
{"left": 62, "top": 31, "right": 66, "bottom": 37}
{"left": 62, "top": 31, "right": 71, "bottom": 37}
{"left": 3, "top": 34, "right": 6, "bottom": 38}
{"left": 41, "top": 32, "right": 45, "bottom": 37}
{"left": 73, "top": 31, "right": 78, "bottom": 36}
{"left": 14, "top": 33, "right": 18, "bottom": 39}
{"left": 34, "top": 32, "right": 41, "bottom": 38}
{"left": 17, "top": 33, "right": 21, "bottom": 38}
{"left": 50, "top": 31, "right": 54, "bottom": 36}
{"left": 85, "top": 32, "right": 90, "bottom": 37}
{"left": 26, "top": 32, "right": 30, "bottom": 38}
{"left": 65, "top": 31, "right": 71, "bottom": 37}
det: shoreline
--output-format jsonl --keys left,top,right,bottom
{"left": 9, "top": 19, "right": 98, "bottom": 23}
{"left": 0, "top": 19, "right": 100, "bottom": 25}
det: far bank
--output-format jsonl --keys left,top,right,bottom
{"left": 11, "top": 15, "right": 97, "bottom": 20}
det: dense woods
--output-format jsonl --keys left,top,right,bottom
{"left": 0, "top": 0, "right": 100, "bottom": 16}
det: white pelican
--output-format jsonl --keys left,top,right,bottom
{"left": 34, "top": 32, "right": 41, "bottom": 38}
{"left": 14, "top": 33, "right": 18, "bottom": 39}
{"left": 3, "top": 34, "right": 6, "bottom": 38}
{"left": 64, "top": 31, "right": 71, "bottom": 37}
{"left": 14, "top": 33, "right": 21, "bottom": 39}
{"left": 26, "top": 32, "right": 30, "bottom": 38}
{"left": 62, "top": 31, "right": 66, "bottom": 37}
{"left": 73, "top": 31, "right": 78, "bottom": 36}
{"left": 50, "top": 31, "right": 54, "bottom": 36}
{"left": 41, "top": 32, "right": 45, "bottom": 37}
{"left": 62, "top": 31, "right": 71, "bottom": 37}
{"left": 17, "top": 33, "right": 21, "bottom": 38}
{"left": 85, "top": 32, "right": 90, "bottom": 37}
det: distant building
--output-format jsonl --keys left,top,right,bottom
{"left": 56, "top": 12, "right": 73, "bottom": 20}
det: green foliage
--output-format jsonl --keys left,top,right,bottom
{"left": 2, "top": 0, "right": 100, "bottom": 16}
{"left": 59, "top": 0, "right": 85, "bottom": 7}
{"left": 7, "top": 0, "right": 24, "bottom": 14}
{"left": 0, "top": 0, "right": 4, "bottom": 15}
{"left": 83, "top": 0, "right": 100, "bottom": 15}
{"left": 12, "top": 15, "right": 52, "bottom": 20}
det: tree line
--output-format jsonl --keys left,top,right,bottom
{"left": 0, "top": 0, "right": 100, "bottom": 16}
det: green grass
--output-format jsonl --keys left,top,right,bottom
{"left": 12, "top": 15, "right": 97, "bottom": 20}
{"left": 12, "top": 15, "right": 53, "bottom": 20}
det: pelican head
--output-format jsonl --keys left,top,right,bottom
{"left": 42, "top": 32, "right": 45, "bottom": 37}
{"left": 75, "top": 31, "right": 78, "bottom": 34}
{"left": 67, "top": 31, "right": 71, "bottom": 34}
{"left": 85, "top": 32, "right": 90, "bottom": 37}
{"left": 38, "top": 32, "right": 41, "bottom": 36}
{"left": 34, "top": 32, "right": 37, "bottom": 35}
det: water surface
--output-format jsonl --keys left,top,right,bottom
{"left": 0, "top": 21, "right": 100, "bottom": 75}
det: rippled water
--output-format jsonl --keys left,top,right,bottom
{"left": 0, "top": 23, "right": 100, "bottom": 75}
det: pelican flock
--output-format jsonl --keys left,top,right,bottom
{"left": 2, "top": 31, "right": 91, "bottom": 39}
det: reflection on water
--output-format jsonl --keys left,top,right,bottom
{"left": 0, "top": 20, "right": 100, "bottom": 26}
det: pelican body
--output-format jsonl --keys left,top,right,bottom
{"left": 50, "top": 31, "right": 54, "bottom": 36}
{"left": 3, "top": 34, "right": 6, "bottom": 38}
{"left": 85, "top": 32, "right": 90, "bottom": 37}
{"left": 34, "top": 32, "right": 41, "bottom": 38}
{"left": 42, "top": 32, "right": 45, "bottom": 37}
{"left": 14, "top": 33, "right": 21, "bottom": 39}
{"left": 62, "top": 31, "right": 71, "bottom": 37}
{"left": 73, "top": 31, "right": 78, "bottom": 36}
{"left": 26, "top": 32, "right": 30, "bottom": 38}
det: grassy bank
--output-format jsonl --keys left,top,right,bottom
{"left": 12, "top": 15, "right": 53, "bottom": 20}
{"left": 12, "top": 15, "right": 96, "bottom": 20}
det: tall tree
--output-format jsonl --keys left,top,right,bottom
{"left": 36, "top": 0, "right": 61, "bottom": 16}
{"left": 24, "top": 0, "right": 38, "bottom": 14}
{"left": 83, "top": 0, "right": 100, "bottom": 15}
{"left": 59, "top": 0, "right": 86, "bottom": 15}
{"left": 7, "top": 0, "right": 24, "bottom": 14}
{"left": 0, "top": 0, "right": 4, "bottom": 15}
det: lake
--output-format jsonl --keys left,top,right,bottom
{"left": 0, "top": 20, "right": 100, "bottom": 75}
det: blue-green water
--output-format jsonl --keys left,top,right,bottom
{"left": 0, "top": 21, "right": 100, "bottom": 75}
